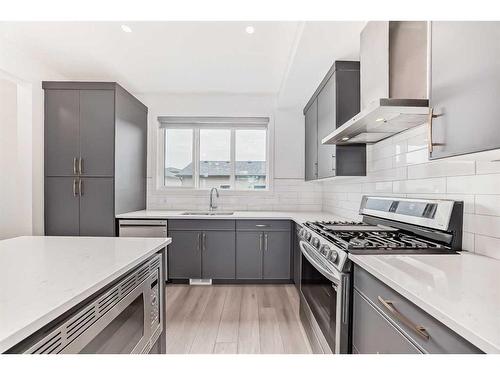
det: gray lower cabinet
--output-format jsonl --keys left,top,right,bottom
{"left": 236, "top": 232, "right": 262, "bottom": 279}
{"left": 430, "top": 21, "right": 500, "bottom": 159}
{"left": 202, "top": 231, "right": 236, "bottom": 279}
{"left": 263, "top": 231, "right": 291, "bottom": 279}
{"left": 79, "top": 178, "right": 114, "bottom": 236}
{"left": 45, "top": 177, "right": 80, "bottom": 236}
{"left": 352, "top": 290, "right": 421, "bottom": 354}
{"left": 353, "top": 264, "right": 482, "bottom": 354}
{"left": 168, "top": 230, "right": 202, "bottom": 279}
{"left": 43, "top": 82, "right": 148, "bottom": 236}
{"left": 236, "top": 228, "right": 291, "bottom": 280}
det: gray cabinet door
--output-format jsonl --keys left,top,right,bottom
{"left": 263, "top": 231, "right": 291, "bottom": 279}
{"left": 317, "top": 75, "right": 336, "bottom": 179}
{"left": 430, "top": 21, "right": 500, "bottom": 159}
{"left": 304, "top": 99, "right": 318, "bottom": 181}
{"left": 79, "top": 90, "right": 115, "bottom": 176}
{"left": 79, "top": 177, "right": 115, "bottom": 236}
{"left": 293, "top": 226, "right": 301, "bottom": 289}
{"left": 44, "top": 90, "right": 79, "bottom": 176}
{"left": 169, "top": 230, "right": 202, "bottom": 279}
{"left": 45, "top": 177, "right": 79, "bottom": 235}
{"left": 236, "top": 231, "right": 263, "bottom": 279}
{"left": 202, "top": 231, "right": 236, "bottom": 279}
{"left": 352, "top": 290, "right": 421, "bottom": 354}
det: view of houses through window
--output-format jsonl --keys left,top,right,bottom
{"left": 163, "top": 120, "right": 268, "bottom": 190}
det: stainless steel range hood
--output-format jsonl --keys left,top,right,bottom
{"left": 322, "top": 98, "right": 429, "bottom": 144}
{"left": 322, "top": 21, "right": 429, "bottom": 145}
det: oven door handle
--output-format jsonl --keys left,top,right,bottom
{"left": 300, "top": 241, "right": 341, "bottom": 284}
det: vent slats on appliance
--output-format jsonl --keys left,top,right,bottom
{"left": 30, "top": 332, "right": 62, "bottom": 354}
{"left": 24, "top": 254, "right": 161, "bottom": 354}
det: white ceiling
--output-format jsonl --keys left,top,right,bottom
{"left": 0, "top": 21, "right": 364, "bottom": 107}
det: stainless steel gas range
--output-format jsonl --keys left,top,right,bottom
{"left": 298, "top": 196, "right": 464, "bottom": 354}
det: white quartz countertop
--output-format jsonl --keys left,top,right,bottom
{"left": 116, "top": 210, "right": 340, "bottom": 224}
{"left": 0, "top": 236, "right": 171, "bottom": 353}
{"left": 349, "top": 252, "right": 500, "bottom": 353}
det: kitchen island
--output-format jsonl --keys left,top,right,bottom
{"left": 0, "top": 236, "right": 170, "bottom": 354}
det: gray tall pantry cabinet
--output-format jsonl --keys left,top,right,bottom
{"left": 304, "top": 61, "right": 366, "bottom": 180}
{"left": 43, "top": 82, "right": 148, "bottom": 236}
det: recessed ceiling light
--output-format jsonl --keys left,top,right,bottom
{"left": 121, "top": 24, "right": 132, "bottom": 33}
{"left": 342, "top": 137, "right": 350, "bottom": 141}
{"left": 245, "top": 26, "right": 255, "bottom": 34}
{"left": 375, "top": 118, "right": 385, "bottom": 122}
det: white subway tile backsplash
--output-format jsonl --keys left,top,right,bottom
{"left": 320, "top": 123, "right": 500, "bottom": 260}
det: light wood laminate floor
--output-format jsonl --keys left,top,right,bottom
{"left": 165, "top": 284, "right": 312, "bottom": 354}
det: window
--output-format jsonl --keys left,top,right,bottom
{"left": 159, "top": 117, "right": 269, "bottom": 190}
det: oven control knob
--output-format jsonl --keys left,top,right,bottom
{"left": 328, "top": 250, "right": 339, "bottom": 263}
{"left": 299, "top": 228, "right": 305, "bottom": 238}
{"left": 319, "top": 244, "right": 330, "bottom": 256}
{"left": 311, "top": 237, "right": 320, "bottom": 248}
{"left": 304, "top": 232, "right": 312, "bottom": 241}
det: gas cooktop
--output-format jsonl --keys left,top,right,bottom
{"left": 303, "top": 220, "right": 454, "bottom": 255}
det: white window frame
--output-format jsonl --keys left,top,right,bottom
{"left": 154, "top": 116, "right": 274, "bottom": 194}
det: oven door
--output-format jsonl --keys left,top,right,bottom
{"left": 299, "top": 240, "right": 350, "bottom": 354}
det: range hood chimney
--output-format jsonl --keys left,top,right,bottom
{"left": 322, "top": 21, "right": 429, "bottom": 145}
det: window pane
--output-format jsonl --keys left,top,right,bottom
{"left": 199, "top": 129, "right": 231, "bottom": 189}
{"left": 164, "top": 129, "right": 193, "bottom": 187}
{"left": 235, "top": 129, "right": 267, "bottom": 190}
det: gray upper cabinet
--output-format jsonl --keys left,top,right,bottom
{"left": 44, "top": 90, "right": 79, "bottom": 177}
{"left": 304, "top": 61, "right": 365, "bottom": 180}
{"left": 317, "top": 76, "right": 336, "bottom": 178}
{"left": 430, "top": 21, "right": 500, "bottom": 159}
{"left": 43, "top": 82, "right": 148, "bottom": 236}
{"left": 304, "top": 99, "right": 318, "bottom": 181}
{"left": 202, "top": 231, "right": 236, "bottom": 279}
{"left": 79, "top": 90, "right": 115, "bottom": 176}
{"left": 262, "top": 231, "right": 291, "bottom": 279}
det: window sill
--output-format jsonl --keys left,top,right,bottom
{"left": 151, "top": 187, "right": 274, "bottom": 196}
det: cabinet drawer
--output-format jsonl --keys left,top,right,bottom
{"left": 168, "top": 219, "right": 235, "bottom": 231}
{"left": 353, "top": 265, "right": 482, "bottom": 354}
{"left": 236, "top": 220, "right": 291, "bottom": 231}
{"left": 353, "top": 290, "right": 421, "bottom": 354}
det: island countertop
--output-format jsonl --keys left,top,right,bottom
{"left": 0, "top": 236, "right": 170, "bottom": 353}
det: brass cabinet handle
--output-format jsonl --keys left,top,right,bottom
{"left": 378, "top": 296, "right": 430, "bottom": 340}
{"left": 73, "top": 157, "right": 78, "bottom": 175}
{"left": 78, "top": 179, "right": 83, "bottom": 196}
{"left": 73, "top": 179, "right": 78, "bottom": 197}
{"left": 78, "top": 158, "right": 83, "bottom": 174}
{"left": 428, "top": 107, "right": 444, "bottom": 154}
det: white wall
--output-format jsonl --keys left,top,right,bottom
{"left": 137, "top": 92, "right": 320, "bottom": 211}
{"left": 0, "top": 39, "right": 66, "bottom": 236}
{"left": 320, "top": 124, "right": 500, "bottom": 260}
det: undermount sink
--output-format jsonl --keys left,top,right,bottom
{"left": 181, "top": 211, "right": 234, "bottom": 216}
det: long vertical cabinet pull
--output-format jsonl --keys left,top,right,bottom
{"left": 259, "top": 233, "right": 263, "bottom": 251}
{"left": 73, "top": 179, "right": 78, "bottom": 197}
{"left": 78, "top": 179, "right": 83, "bottom": 196}
{"left": 264, "top": 233, "right": 268, "bottom": 251}
{"left": 78, "top": 158, "right": 83, "bottom": 175}
{"left": 73, "top": 158, "right": 78, "bottom": 175}
{"left": 198, "top": 233, "right": 202, "bottom": 251}
{"left": 202, "top": 232, "right": 206, "bottom": 251}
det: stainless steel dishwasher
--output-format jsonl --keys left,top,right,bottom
{"left": 118, "top": 219, "right": 168, "bottom": 238}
